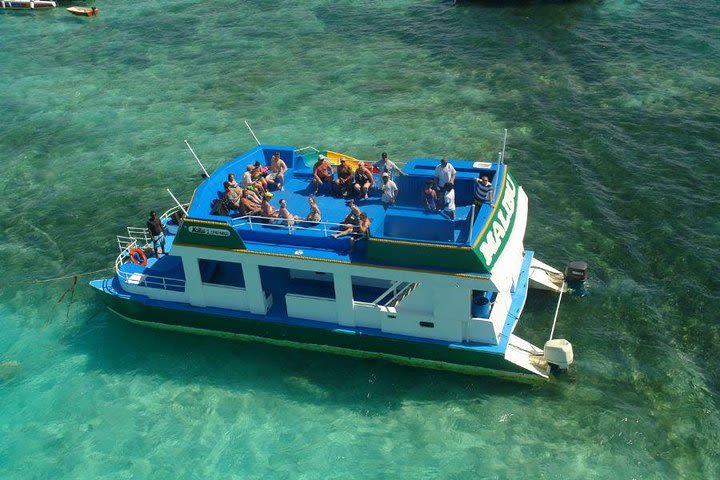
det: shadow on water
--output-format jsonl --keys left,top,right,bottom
{"left": 62, "top": 302, "right": 565, "bottom": 413}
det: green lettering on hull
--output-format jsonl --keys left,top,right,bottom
{"left": 175, "top": 219, "right": 246, "bottom": 249}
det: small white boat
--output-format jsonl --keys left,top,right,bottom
{"left": 0, "top": 0, "right": 56, "bottom": 9}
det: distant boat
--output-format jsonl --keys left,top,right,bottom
{"left": 67, "top": 6, "right": 98, "bottom": 16}
{"left": 0, "top": 0, "right": 56, "bottom": 9}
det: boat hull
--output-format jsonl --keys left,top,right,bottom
{"left": 93, "top": 286, "right": 542, "bottom": 383}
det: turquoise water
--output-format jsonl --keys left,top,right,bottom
{"left": 1, "top": 0, "right": 719, "bottom": 477}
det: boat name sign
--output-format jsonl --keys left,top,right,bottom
{"left": 188, "top": 226, "right": 231, "bottom": 237}
{"left": 477, "top": 173, "right": 518, "bottom": 270}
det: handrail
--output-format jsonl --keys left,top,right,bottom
{"left": 161, "top": 203, "right": 189, "bottom": 222}
{"left": 372, "top": 281, "right": 407, "bottom": 305}
{"left": 294, "top": 146, "right": 320, "bottom": 153}
{"left": 231, "top": 215, "right": 349, "bottom": 238}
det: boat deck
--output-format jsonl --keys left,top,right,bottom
{"left": 186, "top": 145, "right": 503, "bottom": 253}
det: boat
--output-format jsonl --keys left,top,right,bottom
{"left": 90, "top": 136, "right": 581, "bottom": 381}
{"left": 0, "top": 0, "right": 56, "bottom": 9}
{"left": 67, "top": 6, "right": 97, "bottom": 16}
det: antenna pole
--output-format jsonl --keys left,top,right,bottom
{"left": 245, "top": 120, "right": 261, "bottom": 146}
{"left": 166, "top": 188, "right": 189, "bottom": 216}
{"left": 500, "top": 128, "right": 508, "bottom": 164}
{"left": 184, "top": 139, "right": 210, "bottom": 178}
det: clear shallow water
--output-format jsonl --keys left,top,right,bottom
{"left": 1, "top": 0, "right": 719, "bottom": 477}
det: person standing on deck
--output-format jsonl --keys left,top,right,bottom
{"left": 374, "top": 152, "right": 407, "bottom": 180}
{"left": 473, "top": 175, "right": 494, "bottom": 208}
{"left": 422, "top": 180, "right": 438, "bottom": 211}
{"left": 146, "top": 211, "right": 166, "bottom": 257}
{"left": 442, "top": 183, "right": 456, "bottom": 220}
{"left": 434, "top": 157, "right": 456, "bottom": 208}
{"left": 379, "top": 172, "right": 398, "bottom": 210}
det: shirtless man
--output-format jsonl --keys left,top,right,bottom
{"left": 260, "top": 193, "right": 277, "bottom": 220}
{"left": 313, "top": 155, "right": 334, "bottom": 195}
{"left": 334, "top": 158, "right": 354, "bottom": 197}
{"left": 238, "top": 189, "right": 261, "bottom": 216}
{"left": 268, "top": 152, "right": 288, "bottom": 192}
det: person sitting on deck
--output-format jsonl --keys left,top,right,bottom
{"left": 146, "top": 211, "right": 166, "bottom": 257}
{"left": 242, "top": 165, "right": 265, "bottom": 195}
{"left": 473, "top": 175, "right": 494, "bottom": 207}
{"left": 278, "top": 199, "right": 300, "bottom": 227}
{"left": 374, "top": 152, "right": 407, "bottom": 180}
{"left": 353, "top": 161, "right": 374, "bottom": 200}
{"left": 260, "top": 192, "right": 277, "bottom": 221}
{"left": 238, "top": 189, "right": 261, "bottom": 217}
{"left": 223, "top": 181, "right": 244, "bottom": 210}
{"left": 227, "top": 172, "right": 240, "bottom": 189}
{"left": 334, "top": 158, "right": 354, "bottom": 197}
{"left": 379, "top": 172, "right": 398, "bottom": 210}
{"left": 268, "top": 152, "right": 288, "bottom": 192}
{"left": 313, "top": 155, "right": 334, "bottom": 195}
{"left": 332, "top": 212, "right": 371, "bottom": 252}
{"left": 332, "top": 200, "right": 361, "bottom": 238}
{"left": 251, "top": 161, "right": 274, "bottom": 191}
{"left": 422, "top": 180, "right": 438, "bottom": 211}
{"left": 305, "top": 195, "right": 321, "bottom": 224}
{"left": 442, "top": 183, "right": 456, "bottom": 220}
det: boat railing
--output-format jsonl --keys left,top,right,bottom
{"left": 115, "top": 267, "right": 186, "bottom": 291}
{"left": 160, "top": 203, "right": 189, "bottom": 223}
{"left": 231, "top": 215, "right": 349, "bottom": 238}
{"left": 371, "top": 281, "right": 418, "bottom": 307}
{"left": 294, "top": 146, "right": 320, "bottom": 154}
{"left": 113, "top": 238, "right": 186, "bottom": 291}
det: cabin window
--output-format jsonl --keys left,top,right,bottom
{"left": 351, "top": 276, "right": 393, "bottom": 303}
{"left": 198, "top": 259, "right": 245, "bottom": 288}
{"left": 286, "top": 269, "right": 336, "bottom": 299}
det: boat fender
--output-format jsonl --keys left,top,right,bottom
{"left": 128, "top": 247, "right": 148, "bottom": 266}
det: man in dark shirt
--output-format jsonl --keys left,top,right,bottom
{"left": 334, "top": 158, "right": 354, "bottom": 197}
{"left": 146, "top": 211, "right": 166, "bottom": 257}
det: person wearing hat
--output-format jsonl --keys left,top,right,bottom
{"left": 379, "top": 172, "right": 398, "bottom": 210}
{"left": 260, "top": 191, "right": 277, "bottom": 221}
{"left": 312, "top": 154, "right": 334, "bottom": 195}
{"left": 374, "top": 152, "right": 407, "bottom": 180}
{"left": 334, "top": 157, "right": 354, "bottom": 197}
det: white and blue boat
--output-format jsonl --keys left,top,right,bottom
{"left": 90, "top": 136, "right": 578, "bottom": 381}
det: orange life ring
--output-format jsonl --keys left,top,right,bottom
{"left": 128, "top": 247, "right": 148, "bottom": 266}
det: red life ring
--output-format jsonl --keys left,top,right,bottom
{"left": 128, "top": 247, "right": 148, "bottom": 266}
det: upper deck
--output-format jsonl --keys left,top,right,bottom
{"left": 177, "top": 145, "right": 523, "bottom": 274}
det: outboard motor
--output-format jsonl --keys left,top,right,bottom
{"left": 544, "top": 339, "right": 574, "bottom": 373}
{"left": 564, "top": 261, "right": 588, "bottom": 296}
